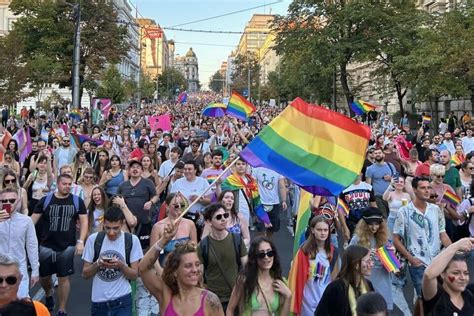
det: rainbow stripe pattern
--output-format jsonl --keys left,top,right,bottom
{"left": 443, "top": 189, "right": 461, "bottom": 207}
{"left": 293, "top": 190, "right": 312, "bottom": 256}
{"left": 422, "top": 116, "right": 432, "bottom": 125}
{"left": 226, "top": 91, "right": 256, "bottom": 121}
{"left": 376, "top": 245, "right": 401, "bottom": 273}
{"left": 205, "top": 174, "right": 218, "bottom": 185}
{"left": 240, "top": 97, "right": 371, "bottom": 196}
{"left": 337, "top": 197, "right": 350, "bottom": 216}
{"left": 221, "top": 173, "right": 270, "bottom": 226}
{"left": 69, "top": 109, "right": 82, "bottom": 120}
{"left": 451, "top": 154, "right": 464, "bottom": 166}
{"left": 350, "top": 100, "right": 377, "bottom": 115}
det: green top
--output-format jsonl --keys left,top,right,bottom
{"left": 444, "top": 166, "right": 461, "bottom": 192}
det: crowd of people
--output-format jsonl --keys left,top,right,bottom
{"left": 0, "top": 95, "right": 473, "bottom": 316}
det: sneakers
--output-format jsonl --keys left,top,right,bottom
{"left": 57, "top": 311, "right": 67, "bottom": 316}
{"left": 45, "top": 295, "right": 55, "bottom": 311}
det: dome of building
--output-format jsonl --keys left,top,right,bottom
{"left": 185, "top": 47, "right": 196, "bottom": 58}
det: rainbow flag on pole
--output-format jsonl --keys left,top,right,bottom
{"left": 226, "top": 91, "right": 256, "bottom": 121}
{"left": 350, "top": 100, "right": 377, "bottom": 115}
{"left": 337, "top": 197, "right": 349, "bottom": 216}
{"left": 240, "top": 97, "right": 371, "bottom": 196}
{"left": 451, "top": 154, "right": 464, "bottom": 167}
{"left": 422, "top": 116, "right": 432, "bottom": 125}
{"left": 443, "top": 189, "right": 461, "bottom": 207}
{"left": 376, "top": 245, "right": 401, "bottom": 273}
{"left": 293, "top": 189, "right": 312, "bottom": 256}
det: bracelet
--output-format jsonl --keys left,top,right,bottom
{"left": 155, "top": 241, "right": 164, "bottom": 252}
{"left": 77, "top": 240, "right": 84, "bottom": 244}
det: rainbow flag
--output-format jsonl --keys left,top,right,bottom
{"left": 350, "top": 100, "right": 377, "bottom": 115}
{"left": 451, "top": 154, "right": 464, "bottom": 166}
{"left": 337, "top": 197, "right": 349, "bottom": 216}
{"left": 422, "top": 116, "right": 432, "bottom": 125}
{"left": 240, "top": 97, "right": 371, "bottom": 196}
{"left": 293, "top": 189, "right": 312, "bottom": 256}
{"left": 69, "top": 109, "right": 81, "bottom": 120}
{"left": 443, "top": 189, "right": 461, "bottom": 207}
{"left": 205, "top": 174, "right": 218, "bottom": 185}
{"left": 376, "top": 245, "right": 401, "bottom": 273}
{"left": 221, "top": 173, "right": 270, "bottom": 226}
{"left": 226, "top": 91, "right": 256, "bottom": 121}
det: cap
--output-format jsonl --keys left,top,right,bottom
{"left": 362, "top": 207, "right": 384, "bottom": 224}
{"left": 128, "top": 159, "right": 143, "bottom": 168}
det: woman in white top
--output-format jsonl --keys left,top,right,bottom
{"left": 23, "top": 155, "right": 53, "bottom": 215}
{"left": 459, "top": 161, "right": 473, "bottom": 199}
{"left": 1, "top": 169, "right": 28, "bottom": 215}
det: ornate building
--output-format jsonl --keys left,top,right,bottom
{"left": 175, "top": 47, "right": 199, "bottom": 92}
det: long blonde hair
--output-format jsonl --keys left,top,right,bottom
{"left": 354, "top": 219, "right": 389, "bottom": 249}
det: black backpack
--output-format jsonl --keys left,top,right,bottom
{"left": 92, "top": 231, "right": 133, "bottom": 266}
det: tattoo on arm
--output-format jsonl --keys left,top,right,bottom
{"left": 206, "top": 291, "right": 222, "bottom": 311}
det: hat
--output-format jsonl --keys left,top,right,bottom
{"left": 362, "top": 207, "right": 384, "bottom": 224}
{"left": 128, "top": 159, "right": 143, "bottom": 168}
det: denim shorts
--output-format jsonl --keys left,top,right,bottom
{"left": 91, "top": 293, "right": 132, "bottom": 316}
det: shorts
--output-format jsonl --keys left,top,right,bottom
{"left": 256, "top": 204, "right": 281, "bottom": 233}
{"left": 39, "top": 245, "right": 75, "bottom": 278}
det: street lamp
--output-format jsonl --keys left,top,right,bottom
{"left": 67, "top": 1, "right": 81, "bottom": 110}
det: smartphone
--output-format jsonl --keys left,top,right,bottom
{"left": 102, "top": 257, "right": 112, "bottom": 263}
{"left": 3, "top": 204, "right": 12, "bottom": 214}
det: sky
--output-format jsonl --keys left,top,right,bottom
{"left": 131, "top": 0, "right": 291, "bottom": 88}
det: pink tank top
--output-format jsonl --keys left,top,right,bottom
{"left": 164, "top": 290, "right": 207, "bottom": 316}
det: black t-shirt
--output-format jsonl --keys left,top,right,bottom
{"left": 117, "top": 178, "right": 156, "bottom": 224}
{"left": 423, "top": 283, "right": 474, "bottom": 316}
{"left": 33, "top": 194, "right": 87, "bottom": 251}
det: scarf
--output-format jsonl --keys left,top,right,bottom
{"left": 348, "top": 280, "right": 368, "bottom": 316}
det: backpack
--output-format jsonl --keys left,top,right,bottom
{"left": 200, "top": 233, "right": 242, "bottom": 276}
{"left": 92, "top": 231, "right": 133, "bottom": 266}
{"left": 43, "top": 192, "right": 80, "bottom": 212}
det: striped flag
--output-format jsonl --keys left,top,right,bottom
{"left": 337, "top": 197, "right": 350, "bottom": 216}
{"left": 293, "top": 189, "right": 312, "bottom": 256}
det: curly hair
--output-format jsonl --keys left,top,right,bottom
{"left": 162, "top": 240, "right": 202, "bottom": 295}
{"left": 354, "top": 219, "right": 389, "bottom": 249}
{"left": 242, "top": 236, "right": 283, "bottom": 306}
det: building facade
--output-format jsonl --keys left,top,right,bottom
{"left": 236, "top": 14, "right": 274, "bottom": 56}
{"left": 175, "top": 47, "right": 199, "bottom": 92}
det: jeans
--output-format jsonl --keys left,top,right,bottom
{"left": 91, "top": 293, "right": 132, "bottom": 316}
{"left": 409, "top": 264, "right": 426, "bottom": 297}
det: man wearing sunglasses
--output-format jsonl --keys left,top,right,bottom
{"left": 0, "top": 188, "right": 39, "bottom": 299}
{"left": 0, "top": 254, "right": 49, "bottom": 313}
{"left": 53, "top": 136, "right": 77, "bottom": 173}
{"left": 198, "top": 203, "right": 248, "bottom": 312}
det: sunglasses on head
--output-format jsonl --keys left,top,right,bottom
{"left": 0, "top": 275, "right": 18, "bottom": 285}
{"left": 214, "top": 213, "right": 230, "bottom": 221}
{"left": 257, "top": 250, "right": 274, "bottom": 259}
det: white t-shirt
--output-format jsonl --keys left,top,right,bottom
{"left": 462, "top": 136, "right": 474, "bottom": 154}
{"left": 82, "top": 232, "right": 143, "bottom": 303}
{"left": 158, "top": 159, "right": 176, "bottom": 178}
{"left": 170, "top": 177, "right": 210, "bottom": 214}
{"left": 252, "top": 167, "right": 283, "bottom": 205}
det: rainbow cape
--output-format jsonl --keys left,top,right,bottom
{"left": 376, "top": 245, "right": 401, "bottom": 273}
{"left": 451, "top": 154, "right": 464, "bottom": 166}
{"left": 221, "top": 173, "right": 270, "bottom": 226}
{"left": 293, "top": 189, "right": 312, "bottom": 256}
{"left": 350, "top": 100, "right": 377, "bottom": 115}
{"left": 422, "top": 116, "right": 432, "bottom": 125}
{"left": 288, "top": 249, "right": 310, "bottom": 315}
{"left": 337, "top": 197, "right": 349, "bottom": 216}
{"left": 240, "top": 97, "right": 371, "bottom": 196}
{"left": 443, "top": 189, "right": 461, "bottom": 207}
{"left": 226, "top": 91, "right": 256, "bottom": 121}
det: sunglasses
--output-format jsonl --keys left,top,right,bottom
{"left": 4, "top": 179, "right": 16, "bottom": 184}
{"left": 257, "top": 250, "right": 275, "bottom": 259}
{"left": 1, "top": 199, "right": 16, "bottom": 204}
{"left": 0, "top": 275, "right": 18, "bottom": 285}
{"left": 214, "top": 213, "right": 230, "bottom": 221}
{"left": 434, "top": 174, "right": 445, "bottom": 178}
{"left": 172, "top": 204, "right": 186, "bottom": 209}
{"left": 430, "top": 194, "right": 438, "bottom": 199}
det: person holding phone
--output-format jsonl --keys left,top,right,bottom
{"left": 0, "top": 188, "right": 39, "bottom": 299}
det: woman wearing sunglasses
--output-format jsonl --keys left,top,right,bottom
{"left": 0, "top": 170, "right": 28, "bottom": 215}
{"left": 150, "top": 192, "right": 197, "bottom": 265}
{"left": 226, "top": 236, "right": 291, "bottom": 315}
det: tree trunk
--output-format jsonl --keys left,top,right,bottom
{"left": 429, "top": 97, "right": 440, "bottom": 135}
{"left": 339, "top": 62, "right": 353, "bottom": 113}
{"left": 394, "top": 79, "right": 406, "bottom": 116}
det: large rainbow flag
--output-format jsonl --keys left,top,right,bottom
{"left": 221, "top": 173, "right": 271, "bottom": 226}
{"left": 240, "top": 97, "right": 371, "bottom": 196}
{"left": 293, "top": 189, "right": 312, "bottom": 256}
{"left": 226, "top": 91, "right": 256, "bottom": 121}
{"left": 350, "top": 100, "right": 377, "bottom": 115}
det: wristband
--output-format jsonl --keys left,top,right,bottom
{"left": 77, "top": 240, "right": 84, "bottom": 244}
{"left": 155, "top": 242, "right": 164, "bottom": 252}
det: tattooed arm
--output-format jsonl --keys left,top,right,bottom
{"left": 205, "top": 290, "right": 225, "bottom": 316}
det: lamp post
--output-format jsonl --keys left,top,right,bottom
{"left": 71, "top": 1, "right": 81, "bottom": 110}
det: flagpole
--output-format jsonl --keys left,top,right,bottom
{"left": 174, "top": 156, "right": 240, "bottom": 223}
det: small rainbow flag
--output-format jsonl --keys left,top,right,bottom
{"left": 376, "top": 245, "right": 401, "bottom": 273}
{"left": 337, "top": 197, "right": 349, "bottom": 216}
{"left": 205, "top": 174, "right": 218, "bottom": 185}
{"left": 69, "top": 109, "right": 81, "bottom": 120}
{"left": 443, "top": 189, "right": 461, "bottom": 207}
{"left": 293, "top": 189, "right": 312, "bottom": 256}
{"left": 226, "top": 91, "right": 256, "bottom": 121}
{"left": 422, "top": 116, "right": 432, "bottom": 125}
{"left": 451, "top": 154, "right": 464, "bottom": 167}
{"left": 350, "top": 100, "right": 377, "bottom": 115}
{"left": 240, "top": 98, "right": 371, "bottom": 196}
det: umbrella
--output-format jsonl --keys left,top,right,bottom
{"left": 202, "top": 103, "right": 227, "bottom": 117}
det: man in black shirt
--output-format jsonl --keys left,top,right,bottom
{"left": 31, "top": 174, "right": 87, "bottom": 315}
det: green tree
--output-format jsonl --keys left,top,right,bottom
{"left": 9, "top": 0, "right": 129, "bottom": 103}
{"left": 230, "top": 52, "right": 260, "bottom": 100}
{"left": 209, "top": 71, "right": 224, "bottom": 93}
{"left": 96, "top": 65, "right": 125, "bottom": 104}
{"left": 157, "top": 67, "right": 187, "bottom": 99}
{"left": 140, "top": 72, "right": 156, "bottom": 101}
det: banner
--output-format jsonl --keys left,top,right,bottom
{"left": 91, "top": 98, "right": 112, "bottom": 124}
{"left": 13, "top": 128, "right": 32, "bottom": 164}
{"left": 149, "top": 114, "right": 172, "bottom": 132}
